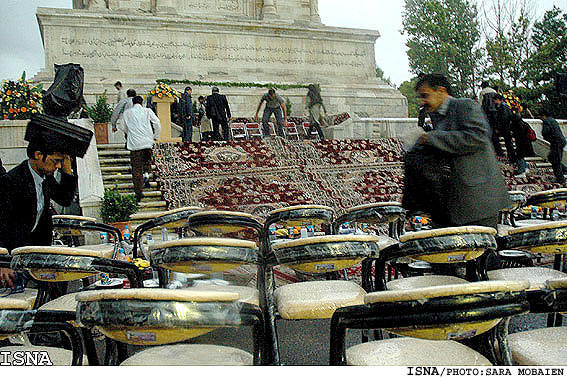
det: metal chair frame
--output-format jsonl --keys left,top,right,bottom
{"left": 245, "top": 123, "right": 263, "bottom": 139}
{"left": 229, "top": 122, "right": 247, "bottom": 140}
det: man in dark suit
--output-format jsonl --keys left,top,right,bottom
{"left": 206, "top": 87, "right": 232, "bottom": 141}
{"left": 541, "top": 109, "right": 567, "bottom": 184}
{"left": 0, "top": 140, "right": 77, "bottom": 288}
{"left": 179, "top": 86, "right": 195, "bottom": 142}
{"left": 403, "top": 73, "right": 510, "bottom": 229}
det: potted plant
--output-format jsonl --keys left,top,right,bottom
{"left": 100, "top": 186, "right": 139, "bottom": 237}
{"left": 86, "top": 90, "right": 113, "bottom": 144}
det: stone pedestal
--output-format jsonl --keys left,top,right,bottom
{"left": 153, "top": 96, "right": 181, "bottom": 142}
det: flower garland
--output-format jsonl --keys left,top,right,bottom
{"left": 503, "top": 90, "right": 523, "bottom": 114}
{"left": 0, "top": 74, "right": 42, "bottom": 120}
{"left": 157, "top": 79, "right": 311, "bottom": 91}
{"left": 149, "top": 82, "right": 181, "bottom": 99}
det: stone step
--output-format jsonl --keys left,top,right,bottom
{"left": 535, "top": 162, "right": 552, "bottom": 168}
{"left": 97, "top": 143, "right": 127, "bottom": 150}
{"left": 130, "top": 210, "right": 169, "bottom": 221}
{"left": 139, "top": 200, "right": 167, "bottom": 209}
{"left": 99, "top": 158, "right": 131, "bottom": 165}
{"left": 101, "top": 164, "right": 157, "bottom": 173}
{"left": 104, "top": 182, "right": 158, "bottom": 190}
{"left": 525, "top": 157, "right": 544, "bottom": 162}
{"left": 123, "top": 190, "right": 162, "bottom": 198}
{"left": 98, "top": 149, "right": 130, "bottom": 157}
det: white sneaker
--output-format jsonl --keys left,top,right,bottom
{"left": 514, "top": 172, "right": 526, "bottom": 178}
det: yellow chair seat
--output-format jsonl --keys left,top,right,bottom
{"left": 1, "top": 288, "right": 38, "bottom": 309}
{"left": 39, "top": 292, "right": 78, "bottom": 312}
{"left": 274, "top": 280, "right": 366, "bottom": 319}
{"left": 346, "top": 338, "right": 492, "bottom": 366}
{"left": 120, "top": 344, "right": 253, "bottom": 366}
{"left": 0, "top": 346, "right": 88, "bottom": 366}
{"left": 487, "top": 268, "right": 567, "bottom": 290}
{"left": 508, "top": 327, "right": 567, "bottom": 365}
{"left": 387, "top": 275, "right": 468, "bottom": 291}
{"left": 0, "top": 247, "right": 9, "bottom": 255}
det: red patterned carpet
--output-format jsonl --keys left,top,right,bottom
{"left": 153, "top": 137, "right": 561, "bottom": 218}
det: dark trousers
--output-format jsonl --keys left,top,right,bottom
{"left": 130, "top": 149, "right": 152, "bottom": 197}
{"left": 182, "top": 117, "right": 193, "bottom": 142}
{"left": 307, "top": 119, "right": 325, "bottom": 139}
{"left": 488, "top": 114, "right": 503, "bottom": 156}
{"left": 212, "top": 117, "right": 229, "bottom": 141}
{"left": 548, "top": 146, "right": 565, "bottom": 183}
{"left": 262, "top": 107, "right": 284, "bottom": 137}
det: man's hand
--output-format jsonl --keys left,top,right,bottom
{"left": 0, "top": 268, "right": 16, "bottom": 288}
{"left": 112, "top": 126, "right": 117, "bottom": 133}
{"left": 417, "top": 133, "right": 428, "bottom": 145}
{"left": 62, "top": 154, "right": 73, "bottom": 175}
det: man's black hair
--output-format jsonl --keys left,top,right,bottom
{"left": 494, "top": 94, "right": 504, "bottom": 101}
{"left": 26, "top": 140, "right": 56, "bottom": 161}
{"left": 184, "top": 86, "right": 192, "bottom": 92}
{"left": 114, "top": 81, "right": 122, "bottom": 87}
{"left": 541, "top": 109, "right": 551, "bottom": 118}
{"left": 268, "top": 88, "right": 276, "bottom": 95}
{"left": 126, "top": 89, "right": 136, "bottom": 97}
{"left": 198, "top": 96, "right": 205, "bottom": 101}
{"left": 132, "top": 96, "right": 144, "bottom": 105}
{"left": 415, "top": 73, "right": 453, "bottom": 96}
{"left": 481, "top": 81, "right": 490, "bottom": 88}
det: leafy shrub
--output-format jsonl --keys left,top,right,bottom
{"left": 86, "top": 90, "right": 113, "bottom": 123}
{"left": 100, "top": 186, "right": 139, "bottom": 223}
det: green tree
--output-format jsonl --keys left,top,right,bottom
{"left": 402, "top": 0, "right": 483, "bottom": 97}
{"left": 525, "top": 6, "right": 567, "bottom": 117}
{"left": 399, "top": 78, "right": 421, "bottom": 118}
{"left": 481, "top": 0, "right": 535, "bottom": 88}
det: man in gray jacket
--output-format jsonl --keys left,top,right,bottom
{"left": 541, "top": 109, "right": 566, "bottom": 184}
{"left": 404, "top": 73, "right": 510, "bottom": 229}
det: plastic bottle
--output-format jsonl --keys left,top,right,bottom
{"left": 123, "top": 225, "right": 131, "bottom": 244}
{"left": 146, "top": 233, "right": 154, "bottom": 246}
{"left": 300, "top": 226, "right": 308, "bottom": 238}
{"left": 161, "top": 227, "right": 169, "bottom": 242}
{"left": 100, "top": 232, "right": 108, "bottom": 243}
{"left": 122, "top": 278, "right": 130, "bottom": 289}
{"left": 306, "top": 224, "right": 314, "bottom": 237}
{"left": 531, "top": 206, "right": 538, "bottom": 220}
{"left": 413, "top": 216, "right": 422, "bottom": 231}
{"left": 117, "top": 248, "right": 128, "bottom": 262}
{"left": 551, "top": 208, "right": 558, "bottom": 221}
{"left": 288, "top": 226, "right": 294, "bottom": 239}
{"left": 268, "top": 226, "right": 276, "bottom": 241}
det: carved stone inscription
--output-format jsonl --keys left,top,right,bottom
{"left": 179, "top": 0, "right": 245, "bottom": 15}
{"left": 58, "top": 34, "right": 371, "bottom": 74}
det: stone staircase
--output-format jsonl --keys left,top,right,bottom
{"left": 98, "top": 144, "right": 168, "bottom": 229}
{"left": 498, "top": 137, "right": 552, "bottom": 171}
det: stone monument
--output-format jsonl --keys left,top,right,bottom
{"left": 35, "top": 0, "right": 407, "bottom": 122}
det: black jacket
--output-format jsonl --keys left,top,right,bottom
{"left": 0, "top": 161, "right": 77, "bottom": 252}
{"left": 542, "top": 117, "right": 566, "bottom": 149}
{"left": 206, "top": 93, "right": 231, "bottom": 122}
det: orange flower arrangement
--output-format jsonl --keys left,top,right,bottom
{"left": 1, "top": 72, "right": 42, "bottom": 121}
{"left": 148, "top": 82, "right": 181, "bottom": 99}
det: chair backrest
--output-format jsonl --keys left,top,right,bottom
{"left": 334, "top": 202, "right": 406, "bottom": 239}
{"left": 76, "top": 288, "right": 265, "bottom": 364}
{"left": 270, "top": 234, "right": 380, "bottom": 274}
{"left": 132, "top": 207, "right": 203, "bottom": 259}
{"left": 283, "top": 122, "right": 299, "bottom": 140}
{"left": 230, "top": 123, "right": 247, "bottom": 140}
{"left": 527, "top": 189, "right": 567, "bottom": 211}
{"left": 329, "top": 280, "right": 530, "bottom": 365}
{"left": 52, "top": 215, "right": 122, "bottom": 259}
{"left": 245, "top": 123, "right": 263, "bottom": 139}
{"left": 186, "top": 210, "right": 263, "bottom": 240}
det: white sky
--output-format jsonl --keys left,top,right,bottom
{"left": 0, "top": 0, "right": 565, "bottom": 86}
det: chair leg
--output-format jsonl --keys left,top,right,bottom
{"left": 81, "top": 327, "right": 100, "bottom": 366}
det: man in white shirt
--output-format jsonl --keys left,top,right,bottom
{"left": 115, "top": 81, "right": 127, "bottom": 103}
{"left": 122, "top": 96, "right": 162, "bottom": 201}
{"left": 110, "top": 88, "right": 136, "bottom": 132}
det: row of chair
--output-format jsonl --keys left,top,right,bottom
{"left": 230, "top": 121, "right": 319, "bottom": 141}
{"left": 1, "top": 188, "right": 567, "bottom": 365}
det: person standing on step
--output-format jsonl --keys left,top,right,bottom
{"left": 541, "top": 109, "right": 566, "bottom": 185}
{"left": 255, "top": 88, "right": 287, "bottom": 138}
{"left": 179, "top": 86, "right": 195, "bottom": 143}
{"left": 493, "top": 94, "right": 526, "bottom": 176}
{"left": 114, "top": 81, "right": 127, "bottom": 103}
{"left": 403, "top": 73, "right": 510, "bottom": 230}
{"left": 206, "top": 87, "right": 232, "bottom": 141}
{"left": 479, "top": 81, "right": 502, "bottom": 157}
{"left": 305, "top": 84, "right": 327, "bottom": 140}
{"left": 110, "top": 88, "right": 136, "bottom": 133}
{"left": 198, "top": 96, "right": 214, "bottom": 142}
{"left": 121, "top": 96, "right": 161, "bottom": 202}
